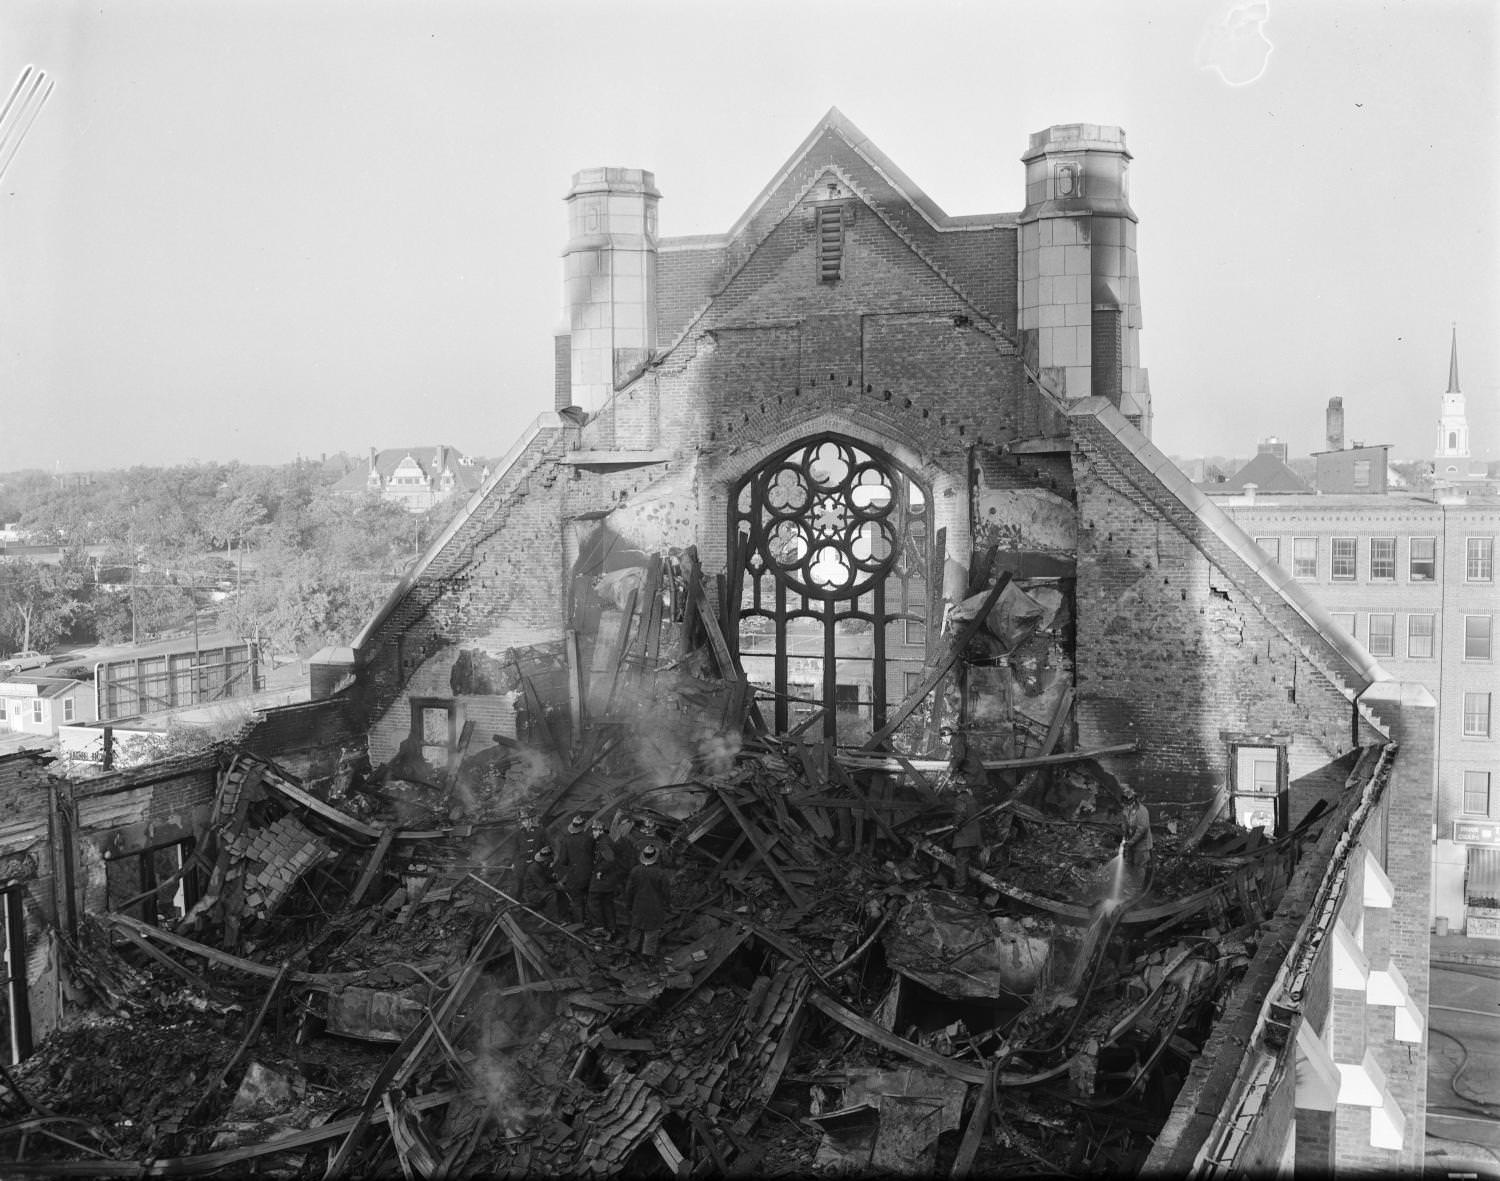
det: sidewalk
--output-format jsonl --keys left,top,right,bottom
{"left": 1432, "top": 931, "right": 1500, "bottom": 967}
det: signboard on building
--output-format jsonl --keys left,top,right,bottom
{"left": 1453, "top": 821, "right": 1500, "bottom": 847}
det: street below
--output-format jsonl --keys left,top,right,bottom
{"left": 1427, "top": 959, "right": 1500, "bottom": 1179}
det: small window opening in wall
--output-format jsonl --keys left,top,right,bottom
{"left": 411, "top": 698, "right": 457, "bottom": 774}
{"left": 1230, "top": 743, "right": 1287, "bottom": 836}
{"left": 817, "top": 205, "right": 844, "bottom": 283}
{"left": 107, "top": 839, "right": 202, "bottom": 928}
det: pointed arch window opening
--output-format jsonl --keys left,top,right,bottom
{"left": 729, "top": 435, "right": 932, "bottom": 745}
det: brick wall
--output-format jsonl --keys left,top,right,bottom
{"left": 0, "top": 750, "right": 220, "bottom": 1056}
{"left": 1354, "top": 683, "right": 1434, "bottom": 1170}
{"left": 554, "top": 332, "right": 572, "bottom": 409}
{"left": 656, "top": 244, "right": 728, "bottom": 343}
{"left": 1067, "top": 406, "right": 1384, "bottom": 808}
{"left": 356, "top": 425, "right": 574, "bottom": 762}
{"left": 241, "top": 697, "right": 361, "bottom": 760}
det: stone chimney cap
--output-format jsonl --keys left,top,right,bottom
{"left": 1022, "top": 124, "right": 1130, "bottom": 160}
{"left": 567, "top": 167, "right": 660, "bottom": 199}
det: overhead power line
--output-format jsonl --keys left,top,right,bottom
{"left": 0, "top": 65, "right": 54, "bottom": 183}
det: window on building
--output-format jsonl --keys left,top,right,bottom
{"left": 834, "top": 684, "right": 862, "bottom": 726}
{"left": 1293, "top": 538, "right": 1318, "bottom": 580}
{"left": 29, "top": 701, "right": 41, "bottom": 724}
{"left": 1464, "top": 771, "right": 1492, "bottom": 816}
{"left": 1331, "top": 612, "right": 1356, "bottom": 638}
{"left": 1231, "top": 744, "right": 1286, "bottom": 835}
{"left": 1465, "top": 693, "right": 1493, "bottom": 738}
{"left": 1255, "top": 537, "right": 1280, "bottom": 563}
{"left": 1409, "top": 536, "right": 1436, "bottom": 581}
{"left": 1353, "top": 460, "right": 1372, "bottom": 489}
{"left": 733, "top": 435, "right": 929, "bottom": 745}
{"left": 410, "top": 698, "right": 457, "bottom": 773}
{"left": 816, "top": 205, "right": 844, "bottom": 283}
{"left": 1467, "top": 616, "right": 1493, "bottom": 661}
{"left": 0, "top": 701, "right": 6, "bottom": 721}
{"left": 62, "top": 698, "right": 74, "bottom": 723}
{"left": 105, "top": 838, "right": 203, "bottom": 928}
{"left": 1469, "top": 538, "right": 1495, "bottom": 582}
{"left": 1367, "top": 614, "right": 1395, "bottom": 657}
{"left": 1331, "top": 537, "right": 1357, "bottom": 581}
{"left": 1408, "top": 614, "right": 1435, "bottom": 658}
{"left": 1369, "top": 538, "right": 1395, "bottom": 581}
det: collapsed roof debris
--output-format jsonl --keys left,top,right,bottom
{"left": 0, "top": 546, "right": 1384, "bottom": 1179}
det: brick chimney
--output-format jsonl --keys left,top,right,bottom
{"left": 1326, "top": 397, "right": 1345, "bottom": 451}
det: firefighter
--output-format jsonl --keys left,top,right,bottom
{"left": 517, "top": 805, "right": 544, "bottom": 861}
{"left": 627, "top": 814, "right": 670, "bottom": 868}
{"left": 587, "top": 817, "right": 626, "bottom": 939}
{"left": 519, "top": 845, "right": 562, "bottom": 919}
{"left": 622, "top": 843, "right": 672, "bottom": 959}
{"left": 1120, "top": 784, "right": 1154, "bottom": 896}
{"left": 553, "top": 811, "right": 595, "bottom": 924}
{"left": 940, "top": 724, "right": 987, "bottom": 791}
{"left": 950, "top": 781, "right": 984, "bottom": 893}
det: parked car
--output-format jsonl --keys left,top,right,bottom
{"left": 0, "top": 650, "right": 50, "bottom": 674}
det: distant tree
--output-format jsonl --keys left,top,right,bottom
{"left": 226, "top": 545, "right": 393, "bottom": 660}
{"left": 1389, "top": 460, "right": 1433, "bottom": 492}
{"left": 89, "top": 590, "right": 134, "bottom": 645}
{"left": 0, "top": 556, "right": 89, "bottom": 653}
{"left": 0, "top": 471, "right": 52, "bottom": 528}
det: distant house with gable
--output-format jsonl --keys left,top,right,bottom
{"left": 1202, "top": 437, "right": 1315, "bottom": 498}
{"left": 333, "top": 446, "right": 490, "bottom": 513}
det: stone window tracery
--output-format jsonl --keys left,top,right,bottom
{"left": 729, "top": 435, "right": 930, "bottom": 743}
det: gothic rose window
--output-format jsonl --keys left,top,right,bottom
{"left": 730, "top": 435, "right": 930, "bottom": 743}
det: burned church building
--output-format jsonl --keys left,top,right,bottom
{"left": 0, "top": 113, "right": 1436, "bottom": 1176}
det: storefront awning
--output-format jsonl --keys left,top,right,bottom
{"left": 1465, "top": 846, "right": 1500, "bottom": 905}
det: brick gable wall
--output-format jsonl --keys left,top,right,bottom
{"left": 1067, "top": 408, "right": 1384, "bottom": 810}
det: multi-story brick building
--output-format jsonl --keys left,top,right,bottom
{"left": 1219, "top": 486, "right": 1498, "bottom": 935}
{"left": 292, "top": 110, "right": 1439, "bottom": 1171}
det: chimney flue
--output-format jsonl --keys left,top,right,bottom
{"left": 1326, "top": 397, "right": 1345, "bottom": 452}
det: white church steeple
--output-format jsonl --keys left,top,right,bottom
{"left": 1435, "top": 323, "right": 1470, "bottom": 467}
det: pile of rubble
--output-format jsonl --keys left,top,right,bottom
{"left": 0, "top": 552, "right": 1349, "bottom": 1177}
{"left": 0, "top": 723, "right": 1333, "bottom": 1177}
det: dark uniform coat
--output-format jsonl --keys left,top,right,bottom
{"left": 952, "top": 788, "right": 984, "bottom": 849}
{"left": 554, "top": 829, "right": 596, "bottom": 894}
{"left": 519, "top": 856, "right": 558, "bottom": 909}
{"left": 948, "top": 731, "right": 987, "bottom": 789}
{"left": 1122, "top": 801, "right": 1154, "bottom": 867}
{"left": 589, "top": 837, "right": 627, "bottom": 895}
{"left": 622, "top": 862, "right": 672, "bottom": 931}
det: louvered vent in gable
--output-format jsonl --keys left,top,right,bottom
{"left": 817, "top": 204, "right": 844, "bottom": 283}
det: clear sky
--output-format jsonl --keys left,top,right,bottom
{"left": 1, "top": 0, "right": 1496, "bottom": 472}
